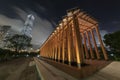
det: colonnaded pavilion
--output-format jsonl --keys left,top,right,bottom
{"left": 40, "top": 8, "right": 108, "bottom": 68}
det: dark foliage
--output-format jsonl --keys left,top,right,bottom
{"left": 104, "top": 30, "right": 120, "bottom": 60}
{"left": 5, "top": 34, "right": 32, "bottom": 52}
{"left": 0, "top": 48, "right": 39, "bottom": 61}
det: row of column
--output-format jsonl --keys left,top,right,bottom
{"left": 81, "top": 27, "right": 108, "bottom": 60}
{"left": 40, "top": 11, "right": 108, "bottom": 68}
{"left": 40, "top": 15, "right": 84, "bottom": 68}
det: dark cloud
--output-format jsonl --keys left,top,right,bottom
{"left": 0, "top": 0, "right": 120, "bottom": 26}
{"left": 0, "top": 0, "right": 120, "bottom": 47}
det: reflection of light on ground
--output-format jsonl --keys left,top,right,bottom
{"left": 37, "top": 55, "right": 40, "bottom": 57}
{"left": 26, "top": 54, "right": 29, "bottom": 57}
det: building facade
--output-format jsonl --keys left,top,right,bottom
{"left": 21, "top": 14, "right": 35, "bottom": 38}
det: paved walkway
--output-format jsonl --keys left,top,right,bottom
{"left": 34, "top": 57, "right": 120, "bottom": 80}
{"left": 84, "top": 61, "right": 120, "bottom": 80}
{"left": 0, "top": 58, "right": 39, "bottom": 80}
{"left": 34, "top": 57, "right": 78, "bottom": 80}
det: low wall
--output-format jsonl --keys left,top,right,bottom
{"left": 40, "top": 57, "right": 111, "bottom": 79}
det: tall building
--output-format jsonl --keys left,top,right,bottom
{"left": 21, "top": 14, "right": 35, "bottom": 38}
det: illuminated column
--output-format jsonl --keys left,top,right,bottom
{"left": 62, "top": 23, "right": 65, "bottom": 63}
{"left": 57, "top": 31, "right": 59, "bottom": 61}
{"left": 66, "top": 28, "right": 69, "bottom": 63}
{"left": 55, "top": 33, "right": 57, "bottom": 61}
{"left": 43, "top": 49, "right": 45, "bottom": 57}
{"left": 72, "top": 14, "right": 84, "bottom": 68}
{"left": 58, "top": 28, "right": 62, "bottom": 62}
{"left": 52, "top": 37, "right": 55, "bottom": 60}
{"left": 49, "top": 43, "right": 50, "bottom": 58}
{"left": 45, "top": 45, "right": 47, "bottom": 58}
{"left": 52, "top": 40, "right": 54, "bottom": 60}
{"left": 48, "top": 43, "right": 50, "bottom": 58}
{"left": 47, "top": 41, "right": 51, "bottom": 59}
{"left": 51, "top": 40, "right": 53, "bottom": 59}
{"left": 44, "top": 47, "right": 46, "bottom": 57}
{"left": 41, "top": 48, "right": 43, "bottom": 57}
{"left": 50, "top": 43, "right": 51, "bottom": 58}
{"left": 43, "top": 48, "right": 45, "bottom": 57}
{"left": 55, "top": 31, "right": 58, "bottom": 61}
{"left": 57, "top": 27, "right": 61, "bottom": 61}
{"left": 53, "top": 44, "right": 55, "bottom": 60}
{"left": 62, "top": 41, "right": 65, "bottom": 63}
{"left": 54, "top": 46, "right": 56, "bottom": 60}
{"left": 54, "top": 43, "right": 56, "bottom": 60}
{"left": 44, "top": 48, "right": 46, "bottom": 57}
{"left": 55, "top": 32, "right": 58, "bottom": 61}
{"left": 46, "top": 45, "right": 48, "bottom": 58}
{"left": 86, "top": 31, "right": 94, "bottom": 59}
{"left": 42, "top": 49, "right": 43, "bottom": 57}
{"left": 80, "top": 33, "right": 85, "bottom": 60}
{"left": 54, "top": 36, "right": 56, "bottom": 60}
{"left": 52, "top": 45, "right": 54, "bottom": 59}
{"left": 67, "top": 24, "right": 72, "bottom": 66}
{"left": 60, "top": 30, "right": 63, "bottom": 62}
{"left": 64, "top": 29, "right": 67, "bottom": 62}
{"left": 95, "top": 26, "right": 108, "bottom": 60}
{"left": 47, "top": 45, "right": 48, "bottom": 58}
{"left": 69, "top": 24, "right": 74, "bottom": 63}
{"left": 90, "top": 29, "right": 100, "bottom": 59}
{"left": 71, "top": 26, "right": 76, "bottom": 62}
{"left": 55, "top": 44, "right": 57, "bottom": 61}
{"left": 52, "top": 43, "right": 55, "bottom": 60}
{"left": 51, "top": 41, "right": 53, "bottom": 59}
{"left": 53, "top": 41, "right": 55, "bottom": 60}
{"left": 49, "top": 42, "right": 50, "bottom": 58}
{"left": 82, "top": 33, "right": 89, "bottom": 59}
{"left": 45, "top": 48, "right": 47, "bottom": 57}
{"left": 47, "top": 45, "right": 49, "bottom": 58}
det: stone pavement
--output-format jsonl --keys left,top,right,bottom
{"left": 34, "top": 57, "right": 120, "bottom": 80}
{"left": 84, "top": 61, "right": 120, "bottom": 80}
{"left": 34, "top": 57, "right": 78, "bottom": 80}
{"left": 0, "top": 58, "right": 33, "bottom": 80}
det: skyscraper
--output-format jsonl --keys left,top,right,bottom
{"left": 21, "top": 14, "right": 35, "bottom": 38}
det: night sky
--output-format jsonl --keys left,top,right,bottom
{"left": 0, "top": 0, "right": 120, "bottom": 48}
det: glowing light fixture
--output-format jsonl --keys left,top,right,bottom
{"left": 57, "top": 27, "right": 59, "bottom": 30}
{"left": 63, "top": 18, "right": 67, "bottom": 22}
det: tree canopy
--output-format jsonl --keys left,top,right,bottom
{"left": 104, "top": 30, "right": 120, "bottom": 53}
{"left": 5, "top": 34, "right": 32, "bottom": 52}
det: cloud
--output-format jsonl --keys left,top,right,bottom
{"left": 14, "top": 7, "right": 28, "bottom": 21}
{"left": 94, "top": 29, "right": 108, "bottom": 46}
{"left": 36, "top": 4, "right": 47, "bottom": 13}
{"left": 0, "top": 7, "right": 54, "bottom": 48}
{"left": 15, "top": 8, "right": 55, "bottom": 46}
{"left": 0, "top": 14, "right": 24, "bottom": 32}
{"left": 31, "top": 13, "right": 54, "bottom": 46}
{"left": 100, "top": 30, "right": 108, "bottom": 40}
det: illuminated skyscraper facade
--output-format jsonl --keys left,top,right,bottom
{"left": 21, "top": 14, "right": 35, "bottom": 38}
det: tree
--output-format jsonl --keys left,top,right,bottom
{"left": 5, "top": 34, "right": 32, "bottom": 52}
{"left": 104, "top": 30, "right": 120, "bottom": 56}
